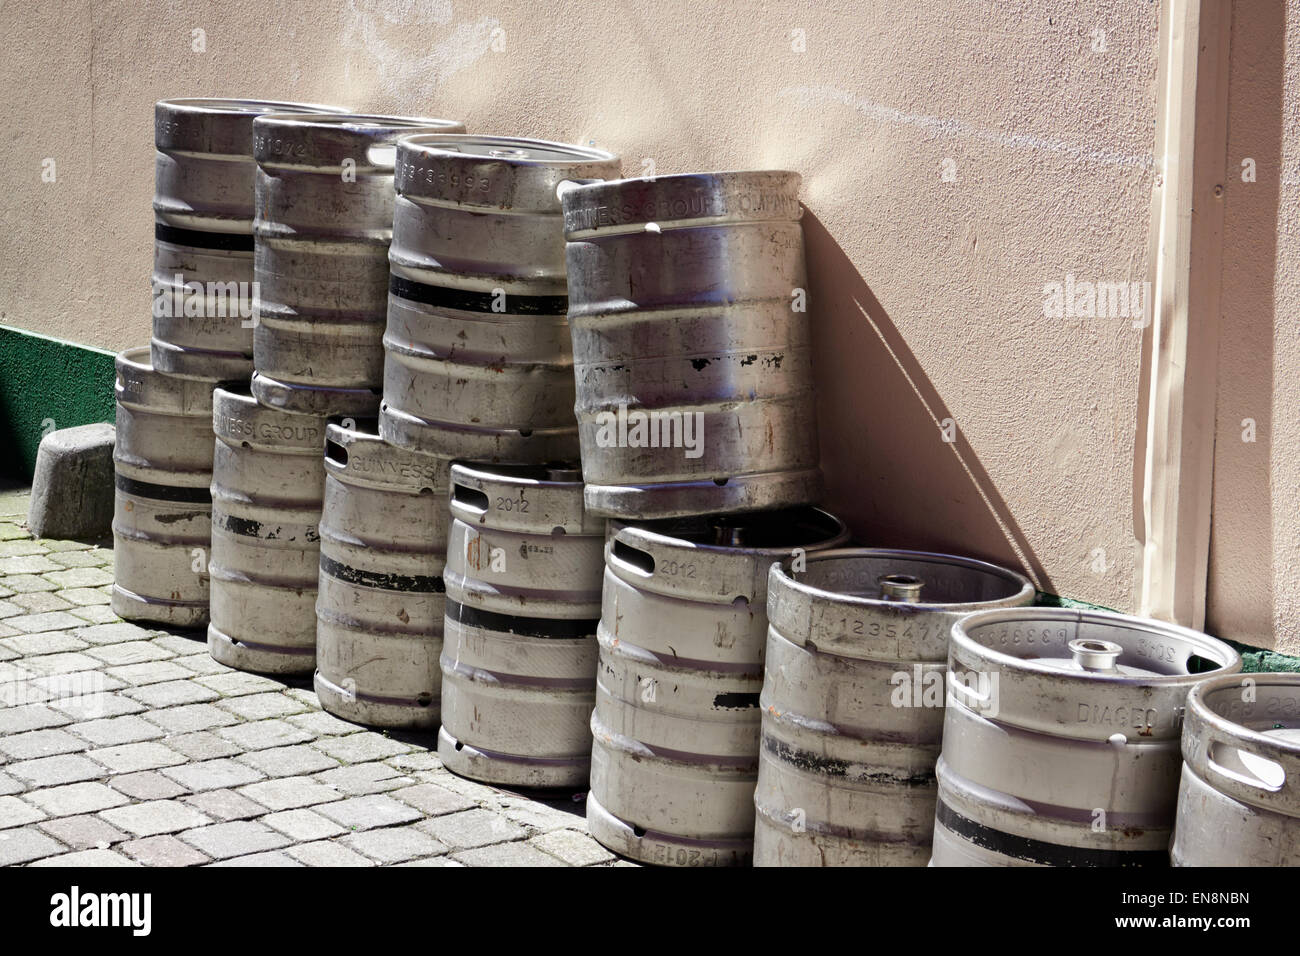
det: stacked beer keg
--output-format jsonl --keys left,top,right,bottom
{"left": 112, "top": 97, "right": 1287, "bottom": 870}
{"left": 113, "top": 101, "right": 467, "bottom": 712}
{"left": 113, "top": 98, "right": 346, "bottom": 627}
{"left": 379, "top": 136, "right": 621, "bottom": 761}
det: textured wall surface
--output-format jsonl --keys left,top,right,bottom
{"left": 0, "top": 2, "right": 1161, "bottom": 611}
{"left": 1207, "top": 2, "right": 1300, "bottom": 653}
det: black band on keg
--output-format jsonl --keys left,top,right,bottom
{"left": 320, "top": 554, "right": 444, "bottom": 594}
{"left": 934, "top": 799, "right": 1167, "bottom": 868}
{"left": 213, "top": 512, "right": 320, "bottom": 543}
{"left": 713, "top": 692, "right": 761, "bottom": 710}
{"left": 762, "top": 735, "right": 936, "bottom": 784}
{"left": 389, "top": 275, "right": 569, "bottom": 316}
{"left": 154, "top": 222, "right": 255, "bottom": 253}
{"left": 444, "top": 598, "right": 599, "bottom": 640}
{"left": 115, "top": 474, "right": 212, "bottom": 504}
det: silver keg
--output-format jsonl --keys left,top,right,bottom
{"left": 381, "top": 135, "right": 620, "bottom": 463}
{"left": 152, "top": 98, "right": 345, "bottom": 380}
{"left": 587, "top": 507, "right": 849, "bottom": 866}
{"left": 754, "top": 549, "right": 1035, "bottom": 866}
{"left": 438, "top": 462, "right": 605, "bottom": 788}
{"left": 1172, "top": 671, "right": 1300, "bottom": 866}
{"left": 208, "top": 386, "right": 327, "bottom": 674}
{"left": 110, "top": 347, "right": 217, "bottom": 626}
{"left": 562, "top": 171, "right": 821, "bottom": 519}
{"left": 932, "top": 607, "right": 1241, "bottom": 866}
{"left": 315, "top": 419, "right": 451, "bottom": 729}
{"left": 250, "top": 112, "right": 465, "bottom": 417}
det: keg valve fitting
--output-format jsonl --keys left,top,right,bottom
{"left": 879, "top": 574, "right": 924, "bottom": 603}
{"left": 1069, "top": 638, "right": 1124, "bottom": 673}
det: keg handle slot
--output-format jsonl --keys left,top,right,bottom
{"left": 1207, "top": 741, "right": 1286, "bottom": 792}
{"left": 879, "top": 574, "right": 923, "bottom": 603}
{"left": 451, "top": 483, "right": 490, "bottom": 513}
{"left": 947, "top": 670, "right": 996, "bottom": 708}
{"left": 555, "top": 178, "right": 606, "bottom": 202}
{"left": 1068, "top": 638, "right": 1123, "bottom": 673}
{"left": 366, "top": 144, "right": 398, "bottom": 168}
{"left": 323, "top": 439, "right": 349, "bottom": 467}
{"left": 611, "top": 539, "right": 655, "bottom": 576}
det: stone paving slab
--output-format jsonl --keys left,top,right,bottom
{"left": 0, "top": 496, "right": 625, "bottom": 867}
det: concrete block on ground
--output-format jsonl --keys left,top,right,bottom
{"left": 26, "top": 424, "right": 115, "bottom": 540}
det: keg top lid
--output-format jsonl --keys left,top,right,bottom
{"left": 401, "top": 134, "right": 616, "bottom": 166}
{"left": 953, "top": 607, "right": 1240, "bottom": 681}
{"left": 255, "top": 112, "right": 463, "bottom": 132}
{"left": 253, "top": 113, "right": 466, "bottom": 169}
{"left": 562, "top": 169, "right": 803, "bottom": 236}
{"left": 115, "top": 346, "right": 219, "bottom": 414}
{"left": 772, "top": 547, "right": 1035, "bottom": 610}
{"left": 1183, "top": 672, "right": 1300, "bottom": 801}
{"left": 155, "top": 99, "right": 347, "bottom": 154}
{"left": 396, "top": 135, "right": 620, "bottom": 210}
{"left": 614, "top": 506, "right": 847, "bottom": 554}
{"left": 157, "top": 97, "right": 346, "bottom": 116}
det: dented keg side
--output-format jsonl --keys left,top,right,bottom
{"left": 152, "top": 99, "right": 346, "bottom": 380}
{"left": 381, "top": 136, "right": 620, "bottom": 463}
{"left": 932, "top": 607, "right": 1241, "bottom": 867}
{"left": 1171, "top": 672, "right": 1300, "bottom": 866}
{"left": 207, "top": 387, "right": 327, "bottom": 674}
{"left": 250, "top": 113, "right": 466, "bottom": 417}
{"left": 438, "top": 462, "right": 603, "bottom": 787}
{"left": 314, "top": 419, "right": 451, "bottom": 728}
{"left": 753, "top": 549, "right": 1035, "bottom": 867}
{"left": 110, "top": 347, "right": 219, "bottom": 626}
{"left": 563, "top": 171, "right": 822, "bottom": 519}
{"left": 587, "top": 507, "right": 849, "bottom": 866}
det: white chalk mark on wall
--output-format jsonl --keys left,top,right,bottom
{"left": 343, "top": 0, "right": 498, "bottom": 102}
{"left": 779, "top": 85, "right": 1154, "bottom": 169}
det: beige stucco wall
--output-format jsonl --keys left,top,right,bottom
{"left": 1, "top": 3, "right": 1164, "bottom": 617}
{"left": 1207, "top": 1, "right": 1300, "bottom": 653}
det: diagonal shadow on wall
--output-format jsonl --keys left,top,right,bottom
{"left": 802, "top": 209, "right": 1051, "bottom": 593}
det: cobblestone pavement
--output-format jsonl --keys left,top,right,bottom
{"left": 0, "top": 486, "right": 631, "bottom": 867}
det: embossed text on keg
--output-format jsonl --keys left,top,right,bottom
{"left": 397, "top": 159, "right": 491, "bottom": 193}
{"left": 1076, "top": 702, "right": 1160, "bottom": 730}
{"left": 254, "top": 133, "right": 308, "bottom": 158}
{"left": 348, "top": 454, "right": 443, "bottom": 482}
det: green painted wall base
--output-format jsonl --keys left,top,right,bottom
{"left": 0, "top": 326, "right": 115, "bottom": 480}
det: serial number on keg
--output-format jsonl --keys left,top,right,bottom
{"left": 1216, "top": 694, "right": 1300, "bottom": 720}
{"left": 255, "top": 133, "right": 308, "bottom": 159}
{"left": 827, "top": 618, "right": 947, "bottom": 641}
{"left": 495, "top": 494, "right": 529, "bottom": 513}
{"left": 988, "top": 626, "right": 1069, "bottom": 647}
{"left": 398, "top": 161, "right": 491, "bottom": 193}
{"left": 657, "top": 560, "right": 696, "bottom": 578}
